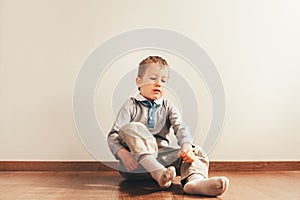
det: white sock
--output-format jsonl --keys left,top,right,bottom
{"left": 139, "top": 155, "right": 176, "bottom": 188}
{"left": 183, "top": 174, "right": 229, "bottom": 196}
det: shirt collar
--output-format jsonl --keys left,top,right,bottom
{"left": 134, "top": 93, "right": 163, "bottom": 106}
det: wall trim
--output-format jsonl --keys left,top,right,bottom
{"left": 209, "top": 161, "right": 300, "bottom": 172}
{"left": 0, "top": 161, "right": 299, "bottom": 172}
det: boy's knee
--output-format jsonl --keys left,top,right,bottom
{"left": 119, "top": 122, "right": 150, "bottom": 139}
{"left": 119, "top": 122, "right": 158, "bottom": 156}
{"left": 122, "top": 122, "right": 147, "bottom": 129}
{"left": 192, "top": 145, "right": 208, "bottom": 158}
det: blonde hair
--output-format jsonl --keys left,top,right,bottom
{"left": 137, "top": 56, "right": 169, "bottom": 78}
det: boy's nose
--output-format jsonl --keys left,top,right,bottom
{"left": 154, "top": 81, "right": 161, "bottom": 87}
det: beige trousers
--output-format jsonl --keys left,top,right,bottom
{"left": 118, "top": 122, "right": 209, "bottom": 184}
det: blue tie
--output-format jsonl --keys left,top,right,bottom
{"left": 142, "top": 101, "right": 157, "bottom": 128}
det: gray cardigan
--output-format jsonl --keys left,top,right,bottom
{"left": 107, "top": 94, "right": 193, "bottom": 157}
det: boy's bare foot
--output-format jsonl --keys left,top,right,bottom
{"left": 183, "top": 175, "right": 229, "bottom": 196}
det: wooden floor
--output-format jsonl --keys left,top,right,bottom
{"left": 0, "top": 171, "right": 299, "bottom": 200}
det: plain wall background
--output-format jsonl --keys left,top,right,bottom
{"left": 0, "top": 0, "right": 299, "bottom": 161}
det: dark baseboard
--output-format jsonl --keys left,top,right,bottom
{"left": 209, "top": 161, "right": 300, "bottom": 172}
{"left": 0, "top": 161, "right": 118, "bottom": 171}
{"left": 0, "top": 161, "right": 299, "bottom": 172}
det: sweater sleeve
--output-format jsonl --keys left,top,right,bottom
{"left": 167, "top": 101, "right": 193, "bottom": 146}
{"left": 107, "top": 98, "right": 135, "bottom": 157}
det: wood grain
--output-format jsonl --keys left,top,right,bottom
{"left": 0, "top": 171, "right": 299, "bottom": 200}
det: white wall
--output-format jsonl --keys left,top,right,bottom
{"left": 0, "top": 0, "right": 299, "bottom": 161}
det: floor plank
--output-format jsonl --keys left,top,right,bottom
{"left": 0, "top": 171, "right": 299, "bottom": 200}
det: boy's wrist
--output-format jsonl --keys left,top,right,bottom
{"left": 181, "top": 142, "right": 193, "bottom": 151}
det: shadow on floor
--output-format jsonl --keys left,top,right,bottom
{"left": 119, "top": 178, "right": 184, "bottom": 196}
{"left": 118, "top": 179, "right": 221, "bottom": 200}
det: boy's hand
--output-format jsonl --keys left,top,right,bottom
{"left": 117, "top": 148, "right": 139, "bottom": 172}
{"left": 178, "top": 143, "right": 195, "bottom": 163}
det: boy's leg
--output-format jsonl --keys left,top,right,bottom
{"left": 180, "top": 145, "right": 229, "bottom": 196}
{"left": 180, "top": 145, "right": 209, "bottom": 181}
{"left": 118, "top": 122, "right": 176, "bottom": 188}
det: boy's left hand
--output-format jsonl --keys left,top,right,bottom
{"left": 178, "top": 143, "right": 195, "bottom": 163}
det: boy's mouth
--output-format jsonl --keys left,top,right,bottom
{"left": 153, "top": 88, "right": 161, "bottom": 93}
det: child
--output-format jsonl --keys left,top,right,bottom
{"left": 107, "top": 56, "right": 229, "bottom": 196}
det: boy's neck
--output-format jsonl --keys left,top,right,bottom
{"left": 139, "top": 93, "right": 156, "bottom": 102}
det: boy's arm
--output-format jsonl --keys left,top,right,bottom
{"left": 167, "top": 101, "right": 193, "bottom": 146}
{"left": 116, "top": 147, "right": 139, "bottom": 171}
{"left": 167, "top": 101, "right": 195, "bottom": 162}
{"left": 108, "top": 129, "right": 139, "bottom": 171}
{"left": 107, "top": 99, "right": 133, "bottom": 157}
{"left": 107, "top": 98, "right": 139, "bottom": 171}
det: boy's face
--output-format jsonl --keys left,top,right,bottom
{"left": 136, "top": 63, "right": 169, "bottom": 101}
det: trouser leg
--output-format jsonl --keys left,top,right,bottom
{"left": 156, "top": 145, "right": 209, "bottom": 185}
{"left": 118, "top": 122, "right": 158, "bottom": 179}
{"left": 118, "top": 122, "right": 158, "bottom": 160}
{"left": 117, "top": 122, "right": 209, "bottom": 183}
{"left": 179, "top": 145, "right": 209, "bottom": 186}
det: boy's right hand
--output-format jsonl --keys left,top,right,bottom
{"left": 117, "top": 148, "right": 139, "bottom": 172}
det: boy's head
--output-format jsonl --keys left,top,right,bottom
{"left": 136, "top": 56, "right": 170, "bottom": 101}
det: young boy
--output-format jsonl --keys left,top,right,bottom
{"left": 107, "top": 56, "right": 229, "bottom": 196}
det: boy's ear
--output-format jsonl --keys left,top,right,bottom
{"left": 136, "top": 76, "right": 142, "bottom": 87}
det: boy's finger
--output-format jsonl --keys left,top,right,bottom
{"left": 128, "top": 164, "right": 138, "bottom": 172}
{"left": 183, "top": 154, "right": 195, "bottom": 163}
{"left": 178, "top": 150, "right": 185, "bottom": 158}
{"left": 183, "top": 156, "right": 190, "bottom": 162}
